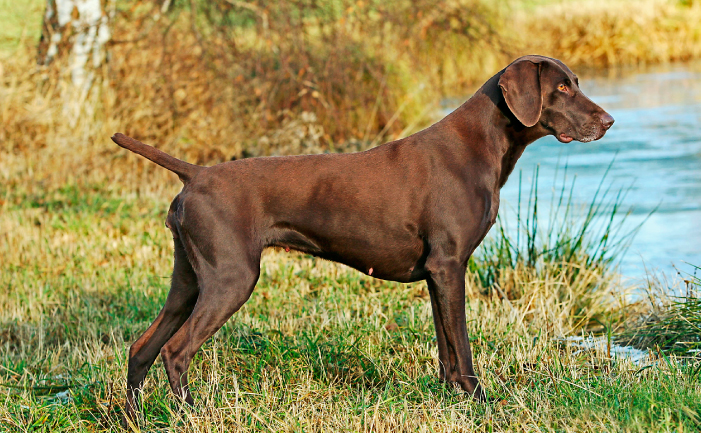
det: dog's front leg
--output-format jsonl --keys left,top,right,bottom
{"left": 426, "top": 257, "right": 485, "bottom": 401}
{"left": 428, "top": 279, "right": 455, "bottom": 383}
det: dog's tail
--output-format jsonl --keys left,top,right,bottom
{"left": 111, "top": 133, "right": 203, "bottom": 183}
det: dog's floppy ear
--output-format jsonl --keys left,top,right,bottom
{"left": 498, "top": 59, "right": 542, "bottom": 127}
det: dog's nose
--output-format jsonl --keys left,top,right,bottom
{"left": 600, "top": 112, "right": 615, "bottom": 130}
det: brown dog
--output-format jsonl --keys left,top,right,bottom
{"left": 113, "top": 55, "right": 613, "bottom": 421}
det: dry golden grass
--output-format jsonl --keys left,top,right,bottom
{"left": 1, "top": 184, "right": 699, "bottom": 431}
{"left": 2, "top": 0, "right": 701, "bottom": 195}
{"left": 519, "top": 0, "right": 701, "bottom": 68}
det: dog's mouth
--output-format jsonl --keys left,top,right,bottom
{"left": 556, "top": 124, "right": 607, "bottom": 144}
{"left": 558, "top": 133, "right": 574, "bottom": 143}
{"left": 576, "top": 125, "right": 608, "bottom": 143}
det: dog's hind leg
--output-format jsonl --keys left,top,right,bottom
{"left": 124, "top": 238, "right": 199, "bottom": 422}
{"left": 159, "top": 241, "right": 261, "bottom": 406}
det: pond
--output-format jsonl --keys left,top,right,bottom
{"left": 459, "top": 62, "right": 701, "bottom": 280}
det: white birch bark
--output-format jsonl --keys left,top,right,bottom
{"left": 39, "top": 0, "right": 113, "bottom": 90}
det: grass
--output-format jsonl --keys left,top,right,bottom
{"left": 519, "top": 0, "right": 701, "bottom": 68}
{"left": 2, "top": 0, "right": 701, "bottom": 181}
{"left": 2, "top": 0, "right": 701, "bottom": 200}
{"left": 0, "top": 0, "right": 44, "bottom": 52}
{"left": 621, "top": 268, "right": 701, "bottom": 356}
{"left": 1, "top": 176, "right": 700, "bottom": 431}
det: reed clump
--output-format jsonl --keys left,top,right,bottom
{"left": 621, "top": 270, "right": 701, "bottom": 356}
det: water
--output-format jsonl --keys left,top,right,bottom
{"left": 456, "top": 63, "right": 701, "bottom": 279}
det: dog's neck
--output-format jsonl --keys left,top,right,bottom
{"left": 446, "top": 71, "right": 549, "bottom": 188}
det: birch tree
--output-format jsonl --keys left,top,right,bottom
{"left": 37, "top": 0, "right": 113, "bottom": 91}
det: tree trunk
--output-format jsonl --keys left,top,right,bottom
{"left": 37, "top": 0, "right": 112, "bottom": 90}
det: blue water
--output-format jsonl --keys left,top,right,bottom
{"left": 457, "top": 63, "right": 701, "bottom": 279}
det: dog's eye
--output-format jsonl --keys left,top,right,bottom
{"left": 558, "top": 83, "right": 568, "bottom": 92}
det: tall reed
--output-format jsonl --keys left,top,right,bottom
{"left": 467, "top": 162, "right": 647, "bottom": 332}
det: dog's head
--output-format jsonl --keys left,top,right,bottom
{"left": 498, "top": 55, "right": 614, "bottom": 143}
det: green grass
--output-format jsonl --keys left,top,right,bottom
{"left": 1, "top": 180, "right": 700, "bottom": 432}
{"left": 473, "top": 162, "right": 641, "bottom": 287}
{"left": 621, "top": 268, "right": 701, "bottom": 357}
{"left": 0, "top": 0, "right": 44, "bottom": 52}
